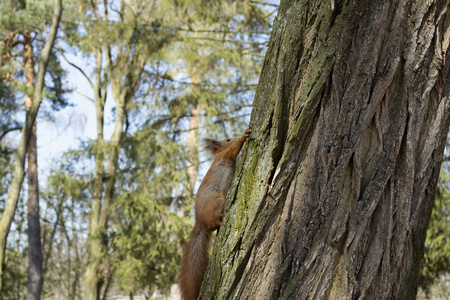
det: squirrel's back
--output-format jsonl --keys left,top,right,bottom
{"left": 197, "top": 159, "right": 236, "bottom": 200}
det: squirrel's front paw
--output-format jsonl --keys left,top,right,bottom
{"left": 244, "top": 128, "right": 252, "bottom": 137}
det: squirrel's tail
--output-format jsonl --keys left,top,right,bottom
{"left": 179, "top": 223, "right": 211, "bottom": 300}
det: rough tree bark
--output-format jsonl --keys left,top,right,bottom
{"left": 201, "top": 0, "right": 450, "bottom": 299}
{"left": 23, "top": 30, "right": 43, "bottom": 300}
{"left": 0, "top": 0, "right": 62, "bottom": 293}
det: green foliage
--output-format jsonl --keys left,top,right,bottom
{"left": 111, "top": 193, "right": 189, "bottom": 294}
{"left": 0, "top": 86, "right": 23, "bottom": 300}
{"left": 2, "top": 246, "right": 27, "bottom": 300}
{"left": 66, "top": 0, "right": 177, "bottom": 62}
{"left": 0, "top": 0, "right": 70, "bottom": 120}
{"left": 40, "top": 159, "right": 91, "bottom": 299}
{"left": 151, "top": 0, "right": 272, "bottom": 136}
{"left": 41, "top": 52, "right": 71, "bottom": 113}
{"left": 0, "top": 95, "right": 18, "bottom": 188}
{"left": 0, "top": 91, "right": 20, "bottom": 137}
{"left": 0, "top": 0, "right": 54, "bottom": 32}
{"left": 0, "top": 144, "right": 14, "bottom": 219}
{"left": 0, "top": 176, "right": 27, "bottom": 300}
{"left": 0, "top": 33, "right": 21, "bottom": 142}
{"left": 110, "top": 127, "right": 192, "bottom": 294}
{"left": 419, "top": 154, "right": 450, "bottom": 293}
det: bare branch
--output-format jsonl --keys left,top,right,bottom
{"left": 74, "top": 90, "right": 95, "bottom": 103}
{"left": 56, "top": 42, "right": 94, "bottom": 90}
{"left": 0, "top": 126, "right": 22, "bottom": 142}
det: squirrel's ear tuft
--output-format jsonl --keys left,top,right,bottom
{"left": 203, "top": 138, "right": 223, "bottom": 155}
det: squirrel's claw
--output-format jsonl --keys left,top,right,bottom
{"left": 244, "top": 127, "right": 252, "bottom": 137}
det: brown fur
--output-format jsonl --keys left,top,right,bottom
{"left": 178, "top": 128, "right": 251, "bottom": 300}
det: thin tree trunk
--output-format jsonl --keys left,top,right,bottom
{"left": 23, "top": 30, "right": 43, "bottom": 300}
{"left": 98, "top": 97, "right": 126, "bottom": 230}
{"left": 42, "top": 191, "right": 64, "bottom": 278}
{"left": 201, "top": 0, "right": 450, "bottom": 299}
{"left": 0, "top": 0, "right": 62, "bottom": 293}
{"left": 70, "top": 197, "right": 81, "bottom": 300}
{"left": 187, "top": 104, "right": 200, "bottom": 193}
{"left": 85, "top": 42, "right": 132, "bottom": 299}
{"left": 100, "top": 271, "right": 113, "bottom": 300}
{"left": 85, "top": 97, "right": 127, "bottom": 300}
{"left": 85, "top": 48, "right": 107, "bottom": 300}
{"left": 187, "top": 69, "right": 202, "bottom": 195}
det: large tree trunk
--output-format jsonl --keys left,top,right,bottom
{"left": 201, "top": 0, "right": 450, "bottom": 299}
{"left": 24, "top": 31, "right": 43, "bottom": 300}
{"left": 0, "top": 0, "right": 62, "bottom": 293}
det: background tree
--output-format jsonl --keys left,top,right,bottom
{"left": 0, "top": 0, "right": 69, "bottom": 297}
{"left": 108, "top": 1, "right": 274, "bottom": 296}
{"left": 0, "top": 29, "right": 27, "bottom": 300}
{"left": 201, "top": 0, "right": 450, "bottom": 299}
{"left": 109, "top": 128, "right": 190, "bottom": 297}
{"left": 40, "top": 158, "right": 89, "bottom": 300}
{"left": 59, "top": 0, "right": 275, "bottom": 298}
{"left": 418, "top": 137, "right": 450, "bottom": 297}
{"left": 0, "top": 0, "right": 62, "bottom": 293}
{"left": 165, "top": 0, "right": 272, "bottom": 199}
{"left": 63, "top": 1, "right": 182, "bottom": 298}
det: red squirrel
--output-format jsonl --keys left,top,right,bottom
{"left": 178, "top": 128, "right": 252, "bottom": 300}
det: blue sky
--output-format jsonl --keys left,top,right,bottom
{"left": 32, "top": 52, "right": 115, "bottom": 180}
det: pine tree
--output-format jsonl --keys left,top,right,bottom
{"left": 0, "top": 0, "right": 63, "bottom": 294}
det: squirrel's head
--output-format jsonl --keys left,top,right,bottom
{"left": 203, "top": 137, "right": 238, "bottom": 155}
